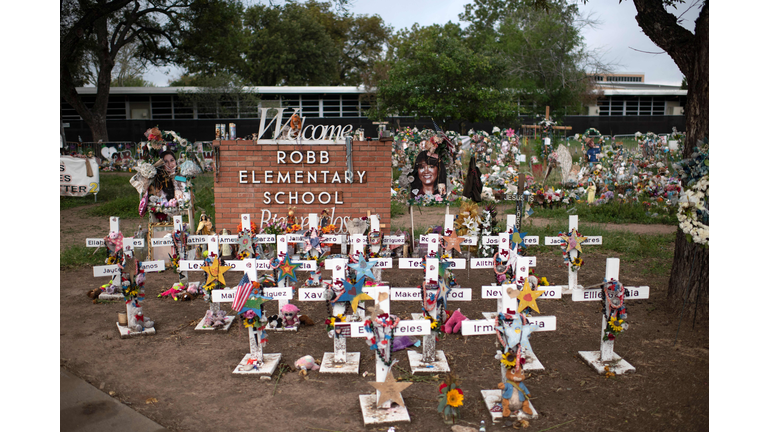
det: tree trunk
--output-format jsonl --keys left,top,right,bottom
{"left": 633, "top": 0, "right": 708, "bottom": 319}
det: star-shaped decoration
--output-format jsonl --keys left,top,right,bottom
{"left": 348, "top": 254, "right": 377, "bottom": 281}
{"left": 559, "top": 228, "right": 587, "bottom": 254}
{"left": 237, "top": 232, "right": 254, "bottom": 256}
{"left": 368, "top": 369, "right": 413, "bottom": 408}
{"left": 238, "top": 293, "right": 273, "bottom": 318}
{"left": 509, "top": 227, "right": 528, "bottom": 249}
{"left": 442, "top": 230, "right": 464, "bottom": 254}
{"left": 203, "top": 258, "right": 232, "bottom": 289}
{"left": 438, "top": 258, "right": 452, "bottom": 279}
{"left": 337, "top": 277, "right": 366, "bottom": 304}
{"left": 276, "top": 256, "right": 300, "bottom": 283}
{"left": 517, "top": 278, "right": 544, "bottom": 314}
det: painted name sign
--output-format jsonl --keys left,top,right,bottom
{"left": 544, "top": 236, "right": 602, "bottom": 246}
{"left": 572, "top": 286, "right": 650, "bottom": 302}
{"left": 470, "top": 256, "right": 537, "bottom": 269}
{"left": 86, "top": 238, "right": 146, "bottom": 248}
{"left": 481, "top": 285, "right": 561, "bottom": 299}
{"left": 389, "top": 287, "right": 472, "bottom": 301}
{"left": 345, "top": 320, "right": 431, "bottom": 337}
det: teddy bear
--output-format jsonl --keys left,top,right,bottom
{"left": 498, "top": 365, "right": 532, "bottom": 417}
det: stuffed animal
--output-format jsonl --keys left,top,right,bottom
{"left": 442, "top": 309, "right": 468, "bottom": 334}
{"left": 280, "top": 304, "right": 301, "bottom": 327}
{"left": 498, "top": 366, "right": 532, "bottom": 417}
{"left": 267, "top": 315, "right": 283, "bottom": 329}
{"left": 294, "top": 355, "right": 320, "bottom": 372}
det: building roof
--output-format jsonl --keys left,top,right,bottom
{"left": 76, "top": 86, "right": 369, "bottom": 95}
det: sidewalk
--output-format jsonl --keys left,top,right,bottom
{"left": 61, "top": 368, "right": 169, "bottom": 432}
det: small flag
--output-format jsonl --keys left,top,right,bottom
{"left": 231, "top": 274, "right": 253, "bottom": 313}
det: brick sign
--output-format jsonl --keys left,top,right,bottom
{"left": 214, "top": 136, "right": 391, "bottom": 233}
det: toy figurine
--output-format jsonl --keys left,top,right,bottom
{"left": 280, "top": 304, "right": 301, "bottom": 327}
{"left": 498, "top": 359, "right": 532, "bottom": 417}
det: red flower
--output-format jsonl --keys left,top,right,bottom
{"left": 439, "top": 383, "right": 448, "bottom": 394}
{"left": 608, "top": 333, "right": 615, "bottom": 341}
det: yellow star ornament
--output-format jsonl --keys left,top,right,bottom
{"left": 560, "top": 228, "right": 587, "bottom": 254}
{"left": 203, "top": 258, "right": 232, "bottom": 289}
{"left": 517, "top": 278, "right": 544, "bottom": 313}
{"left": 368, "top": 369, "right": 413, "bottom": 408}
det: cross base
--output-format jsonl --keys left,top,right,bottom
{"left": 359, "top": 393, "right": 410, "bottom": 425}
{"left": 99, "top": 292, "right": 125, "bottom": 301}
{"left": 195, "top": 315, "right": 235, "bottom": 331}
{"left": 406, "top": 350, "right": 450, "bottom": 373}
{"left": 550, "top": 284, "right": 582, "bottom": 296}
{"left": 232, "top": 353, "right": 281, "bottom": 376}
{"left": 481, "top": 389, "right": 538, "bottom": 423}
{"left": 116, "top": 323, "right": 156, "bottom": 339}
{"left": 319, "top": 352, "right": 361, "bottom": 374}
{"left": 578, "top": 351, "right": 636, "bottom": 375}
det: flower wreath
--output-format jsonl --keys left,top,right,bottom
{"left": 558, "top": 229, "right": 585, "bottom": 272}
{"left": 392, "top": 127, "right": 461, "bottom": 207}
{"left": 601, "top": 279, "right": 628, "bottom": 341}
{"left": 363, "top": 313, "right": 400, "bottom": 367}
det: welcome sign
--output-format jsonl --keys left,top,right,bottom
{"left": 214, "top": 109, "right": 391, "bottom": 234}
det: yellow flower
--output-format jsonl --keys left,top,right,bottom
{"left": 446, "top": 389, "right": 464, "bottom": 407}
{"left": 500, "top": 352, "right": 516, "bottom": 369}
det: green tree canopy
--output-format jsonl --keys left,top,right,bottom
{"left": 371, "top": 22, "right": 517, "bottom": 130}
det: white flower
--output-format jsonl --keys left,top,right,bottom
{"left": 492, "top": 126, "right": 501, "bottom": 134}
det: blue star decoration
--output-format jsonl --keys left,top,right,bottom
{"left": 276, "top": 256, "right": 300, "bottom": 283}
{"left": 238, "top": 293, "right": 273, "bottom": 319}
{"left": 496, "top": 312, "right": 537, "bottom": 353}
{"left": 337, "top": 277, "right": 366, "bottom": 304}
{"left": 348, "top": 254, "right": 377, "bottom": 281}
{"left": 509, "top": 227, "right": 528, "bottom": 249}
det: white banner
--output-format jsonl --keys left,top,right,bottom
{"left": 60, "top": 156, "right": 100, "bottom": 196}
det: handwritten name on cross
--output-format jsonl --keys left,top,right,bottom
{"left": 575, "top": 258, "right": 649, "bottom": 375}
{"left": 543, "top": 215, "right": 602, "bottom": 294}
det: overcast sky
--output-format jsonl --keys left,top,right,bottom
{"left": 144, "top": 0, "right": 700, "bottom": 86}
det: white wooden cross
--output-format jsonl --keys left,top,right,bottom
{"left": 297, "top": 255, "right": 364, "bottom": 373}
{"left": 397, "top": 240, "right": 463, "bottom": 373}
{"left": 576, "top": 258, "right": 650, "bottom": 375}
{"left": 229, "top": 281, "right": 281, "bottom": 377}
{"left": 461, "top": 258, "right": 543, "bottom": 423}
{"left": 462, "top": 258, "right": 558, "bottom": 371}
{"left": 87, "top": 217, "right": 165, "bottom": 337}
{"left": 346, "top": 285, "right": 430, "bottom": 425}
{"left": 87, "top": 216, "right": 150, "bottom": 301}
{"left": 543, "top": 215, "right": 602, "bottom": 294}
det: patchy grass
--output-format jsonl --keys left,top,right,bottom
{"left": 507, "top": 200, "right": 677, "bottom": 225}
{"left": 61, "top": 245, "right": 107, "bottom": 270}
{"left": 61, "top": 173, "right": 216, "bottom": 224}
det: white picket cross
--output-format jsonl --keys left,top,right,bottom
{"left": 576, "top": 258, "right": 650, "bottom": 375}
{"left": 543, "top": 215, "right": 602, "bottom": 294}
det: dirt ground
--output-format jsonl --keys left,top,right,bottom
{"left": 60, "top": 205, "right": 707, "bottom": 432}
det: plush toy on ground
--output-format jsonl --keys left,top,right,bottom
{"left": 280, "top": 304, "right": 301, "bottom": 328}
{"left": 294, "top": 355, "right": 320, "bottom": 377}
{"left": 442, "top": 309, "right": 468, "bottom": 334}
{"left": 498, "top": 361, "right": 533, "bottom": 417}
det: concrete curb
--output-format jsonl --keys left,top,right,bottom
{"left": 61, "top": 368, "right": 169, "bottom": 432}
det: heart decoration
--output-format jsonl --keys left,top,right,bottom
{"left": 101, "top": 146, "right": 118, "bottom": 160}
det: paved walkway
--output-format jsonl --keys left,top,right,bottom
{"left": 61, "top": 368, "right": 169, "bottom": 432}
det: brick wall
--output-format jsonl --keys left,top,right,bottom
{"left": 214, "top": 140, "right": 391, "bottom": 234}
